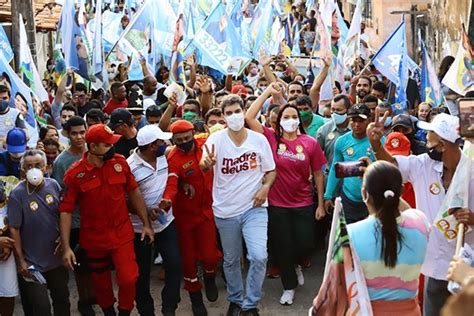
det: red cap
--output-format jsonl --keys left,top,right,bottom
{"left": 85, "top": 124, "right": 122, "bottom": 145}
{"left": 231, "top": 84, "right": 247, "bottom": 98}
{"left": 385, "top": 132, "right": 411, "bottom": 156}
{"left": 170, "top": 120, "right": 194, "bottom": 134}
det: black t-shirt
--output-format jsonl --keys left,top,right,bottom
{"left": 114, "top": 136, "right": 138, "bottom": 158}
{"left": 78, "top": 101, "right": 102, "bottom": 118}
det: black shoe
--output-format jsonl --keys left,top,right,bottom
{"left": 189, "top": 291, "right": 208, "bottom": 316}
{"left": 226, "top": 302, "right": 241, "bottom": 316}
{"left": 118, "top": 309, "right": 131, "bottom": 316}
{"left": 203, "top": 275, "right": 218, "bottom": 302}
{"left": 101, "top": 306, "right": 116, "bottom": 316}
{"left": 240, "top": 308, "right": 259, "bottom": 316}
{"left": 78, "top": 300, "right": 95, "bottom": 316}
{"left": 162, "top": 310, "right": 176, "bottom": 316}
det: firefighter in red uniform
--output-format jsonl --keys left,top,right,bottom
{"left": 159, "top": 120, "right": 221, "bottom": 316}
{"left": 59, "top": 124, "right": 154, "bottom": 316}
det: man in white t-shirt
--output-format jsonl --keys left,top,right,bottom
{"left": 200, "top": 95, "right": 276, "bottom": 316}
{"left": 127, "top": 124, "right": 181, "bottom": 316}
{"left": 368, "top": 112, "right": 474, "bottom": 316}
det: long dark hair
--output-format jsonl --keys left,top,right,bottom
{"left": 274, "top": 104, "right": 306, "bottom": 153}
{"left": 363, "top": 161, "right": 403, "bottom": 268}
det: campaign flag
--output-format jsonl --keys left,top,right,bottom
{"left": 228, "top": 0, "right": 243, "bottom": 30}
{"left": 59, "top": 0, "right": 90, "bottom": 80}
{"left": 442, "top": 25, "right": 474, "bottom": 96}
{"left": 334, "top": 1, "right": 349, "bottom": 43}
{"left": 342, "top": 0, "right": 363, "bottom": 68}
{"left": 394, "top": 20, "right": 408, "bottom": 114}
{"left": 0, "top": 24, "right": 13, "bottom": 62}
{"left": 170, "top": 13, "right": 186, "bottom": 85}
{"left": 291, "top": 23, "right": 301, "bottom": 56}
{"left": 52, "top": 48, "right": 67, "bottom": 85}
{"left": 420, "top": 40, "right": 446, "bottom": 108}
{"left": 0, "top": 53, "right": 35, "bottom": 128}
{"left": 249, "top": 0, "right": 275, "bottom": 58}
{"left": 18, "top": 15, "right": 48, "bottom": 103}
{"left": 312, "top": 198, "right": 373, "bottom": 316}
{"left": 191, "top": 2, "right": 251, "bottom": 75}
{"left": 371, "top": 20, "right": 406, "bottom": 86}
{"left": 92, "top": 0, "right": 104, "bottom": 80}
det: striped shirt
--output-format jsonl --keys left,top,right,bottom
{"left": 347, "top": 209, "right": 430, "bottom": 301}
{"left": 127, "top": 150, "right": 174, "bottom": 233}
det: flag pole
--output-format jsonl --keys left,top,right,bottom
{"left": 456, "top": 223, "right": 465, "bottom": 256}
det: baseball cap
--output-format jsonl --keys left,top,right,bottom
{"left": 348, "top": 104, "right": 371, "bottom": 120}
{"left": 385, "top": 132, "right": 411, "bottom": 156}
{"left": 417, "top": 113, "right": 460, "bottom": 143}
{"left": 6, "top": 128, "right": 27, "bottom": 154}
{"left": 391, "top": 114, "right": 414, "bottom": 130}
{"left": 108, "top": 108, "right": 134, "bottom": 130}
{"left": 231, "top": 84, "right": 247, "bottom": 98}
{"left": 85, "top": 124, "right": 121, "bottom": 144}
{"left": 137, "top": 124, "right": 172, "bottom": 146}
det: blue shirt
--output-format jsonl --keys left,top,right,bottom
{"left": 0, "top": 151, "right": 20, "bottom": 178}
{"left": 324, "top": 132, "right": 384, "bottom": 202}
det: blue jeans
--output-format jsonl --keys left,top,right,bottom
{"left": 215, "top": 207, "right": 268, "bottom": 310}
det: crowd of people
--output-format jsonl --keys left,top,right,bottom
{"left": 0, "top": 1, "right": 473, "bottom": 316}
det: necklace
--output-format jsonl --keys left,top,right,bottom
{"left": 26, "top": 182, "right": 39, "bottom": 196}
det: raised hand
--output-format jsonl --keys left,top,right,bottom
{"left": 259, "top": 49, "right": 272, "bottom": 66}
{"left": 168, "top": 92, "right": 178, "bottom": 108}
{"left": 367, "top": 111, "right": 389, "bottom": 149}
{"left": 203, "top": 144, "right": 217, "bottom": 169}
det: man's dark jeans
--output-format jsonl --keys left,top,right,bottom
{"left": 134, "top": 221, "right": 181, "bottom": 315}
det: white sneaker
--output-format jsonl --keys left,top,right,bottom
{"left": 295, "top": 265, "right": 304, "bottom": 286}
{"left": 279, "top": 289, "right": 295, "bottom": 305}
{"left": 154, "top": 253, "right": 163, "bottom": 265}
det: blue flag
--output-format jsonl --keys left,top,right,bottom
{"left": 249, "top": 0, "right": 275, "bottom": 58}
{"left": 420, "top": 40, "right": 446, "bottom": 108}
{"left": 191, "top": 2, "right": 250, "bottom": 75}
{"left": 371, "top": 21, "right": 406, "bottom": 86}
{"left": 0, "top": 24, "right": 13, "bottom": 62}
{"left": 394, "top": 21, "right": 408, "bottom": 113}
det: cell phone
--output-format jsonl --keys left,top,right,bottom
{"left": 457, "top": 98, "right": 474, "bottom": 138}
{"left": 335, "top": 160, "right": 367, "bottom": 178}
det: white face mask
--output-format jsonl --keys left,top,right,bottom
{"left": 280, "top": 118, "right": 299, "bottom": 133}
{"left": 226, "top": 112, "right": 245, "bottom": 131}
{"left": 26, "top": 168, "right": 44, "bottom": 186}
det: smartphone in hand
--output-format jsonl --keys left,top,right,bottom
{"left": 457, "top": 98, "right": 474, "bottom": 138}
{"left": 335, "top": 160, "right": 367, "bottom": 178}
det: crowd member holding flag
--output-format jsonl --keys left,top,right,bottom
{"left": 368, "top": 112, "right": 474, "bottom": 315}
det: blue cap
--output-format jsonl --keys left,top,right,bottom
{"left": 6, "top": 128, "right": 27, "bottom": 154}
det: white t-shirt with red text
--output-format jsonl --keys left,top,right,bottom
{"left": 204, "top": 129, "right": 276, "bottom": 219}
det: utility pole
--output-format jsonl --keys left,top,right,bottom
{"left": 11, "top": 0, "right": 37, "bottom": 72}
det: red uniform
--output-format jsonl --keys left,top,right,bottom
{"left": 60, "top": 152, "right": 139, "bottom": 311}
{"left": 163, "top": 138, "right": 222, "bottom": 292}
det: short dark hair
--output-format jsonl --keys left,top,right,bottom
{"left": 215, "top": 90, "right": 229, "bottom": 99}
{"left": 288, "top": 80, "right": 305, "bottom": 91}
{"left": 372, "top": 81, "right": 387, "bottom": 94}
{"left": 74, "top": 83, "right": 88, "bottom": 94}
{"left": 204, "top": 108, "right": 223, "bottom": 124}
{"left": 110, "top": 82, "right": 124, "bottom": 95}
{"left": 85, "top": 109, "right": 106, "bottom": 123}
{"left": 221, "top": 94, "right": 244, "bottom": 112}
{"left": 362, "top": 94, "right": 379, "bottom": 104}
{"left": 63, "top": 116, "right": 86, "bottom": 132}
{"left": 145, "top": 105, "right": 162, "bottom": 118}
{"left": 60, "top": 104, "right": 77, "bottom": 115}
{"left": 244, "top": 84, "right": 254, "bottom": 95}
{"left": 0, "top": 84, "right": 10, "bottom": 97}
{"left": 333, "top": 94, "right": 351, "bottom": 109}
{"left": 295, "top": 95, "right": 312, "bottom": 107}
{"left": 42, "top": 138, "right": 60, "bottom": 149}
{"left": 183, "top": 99, "right": 201, "bottom": 110}
{"left": 357, "top": 75, "right": 372, "bottom": 88}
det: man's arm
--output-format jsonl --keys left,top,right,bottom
{"left": 253, "top": 170, "right": 277, "bottom": 207}
{"left": 309, "top": 57, "right": 330, "bottom": 111}
{"left": 367, "top": 112, "right": 397, "bottom": 164}
{"left": 128, "top": 187, "right": 154, "bottom": 243}
{"left": 9, "top": 227, "right": 31, "bottom": 277}
{"left": 159, "top": 93, "right": 177, "bottom": 132}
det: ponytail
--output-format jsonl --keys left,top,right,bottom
{"left": 363, "top": 161, "right": 404, "bottom": 268}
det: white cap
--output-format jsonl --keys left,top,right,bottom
{"left": 137, "top": 124, "right": 172, "bottom": 146}
{"left": 417, "top": 113, "right": 460, "bottom": 143}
